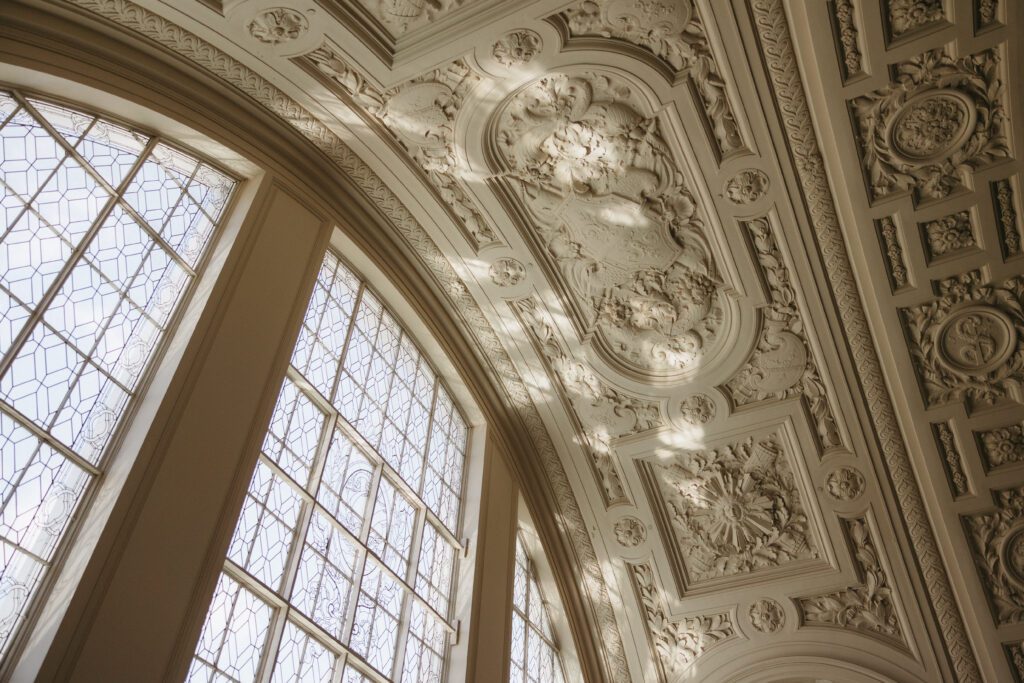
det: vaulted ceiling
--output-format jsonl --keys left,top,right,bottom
{"left": 54, "top": 0, "right": 1023, "bottom": 680}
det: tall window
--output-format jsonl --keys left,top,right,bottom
{"left": 510, "top": 535, "right": 566, "bottom": 683}
{"left": 189, "top": 251, "right": 468, "bottom": 682}
{"left": 0, "top": 90, "right": 235, "bottom": 659}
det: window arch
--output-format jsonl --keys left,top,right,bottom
{"left": 0, "top": 88, "right": 235, "bottom": 661}
{"left": 510, "top": 533, "right": 567, "bottom": 683}
{"left": 189, "top": 250, "right": 469, "bottom": 682}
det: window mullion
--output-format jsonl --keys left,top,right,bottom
{"left": 0, "top": 137, "right": 158, "bottom": 380}
{"left": 327, "top": 283, "right": 365, "bottom": 406}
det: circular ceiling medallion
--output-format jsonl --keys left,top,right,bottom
{"left": 889, "top": 89, "right": 976, "bottom": 164}
{"left": 613, "top": 517, "right": 647, "bottom": 548}
{"left": 1001, "top": 524, "right": 1024, "bottom": 589}
{"left": 936, "top": 305, "right": 1017, "bottom": 374}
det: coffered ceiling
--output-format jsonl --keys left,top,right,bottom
{"left": 50, "top": 0, "right": 1022, "bottom": 680}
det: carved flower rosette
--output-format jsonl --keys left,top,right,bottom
{"left": 850, "top": 47, "right": 1008, "bottom": 202}
{"left": 649, "top": 435, "right": 818, "bottom": 586}
{"left": 903, "top": 273, "right": 1024, "bottom": 409}
{"left": 493, "top": 72, "right": 728, "bottom": 380}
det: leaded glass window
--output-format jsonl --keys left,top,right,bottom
{"left": 0, "top": 89, "right": 235, "bottom": 661}
{"left": 190, "top": 251, "right": 468, "bottom": 682}
{"left": 510, "top": 535, "right": 566, "bottom": 683}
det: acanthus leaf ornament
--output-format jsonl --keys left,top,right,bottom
{"left": 629, "top": 562, "right": 734, "bottom": 681}
{"left": 798, "top": 518, "right": 904, "bottom": 643}
{"left": 724, "top": 218, "right": 842, "bottom": 450}
{"left": 850, "top": 47, "right": 1008, "bottom": 203}
{"left": 965, "top": 485, "right": 1024, "bottom": 625}
{"left": 495, "top": 72, "right": 727, "bottom": 378}
{"left": 514, "top": 297, "right": 662, "bottom": 506}
{"left": 554, "top": 0, "right": 744, "bottom": 157}
{"left": 903, "top": 271, "right": 1024, "bottom": 409}
{"left": 302, "top": 48, "right": 499, "bottom": 249}
{"left": 646, "top": 434, "right": 818, "bottom": 585}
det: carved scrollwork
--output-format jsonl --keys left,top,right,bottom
{"left": 647, "top": 433, "right": 818, "bottom": 585}
{"left": 903, "top": 271, "right": 1024, "bottom": 409}
{"left": 495, "top": 72, "right": 726, "bottom": 378}
{"left": 554, "top": 0, "right": 744, "bottom": 157}
{"left": 850, "top": 47, "right": 1008, "bottom": 203}
{"left": 965, "top": 485, "right": 1024, "bottom": 624}
{"left": 725, "top": 218, "right": 842, "bottom": 450}
{"left": 629, "top": 562, "right": 734, "bottom": 680}
{"left": 798, "top": 518, "right": 904, "bottom": 643}
{"left": 303, "top": 48, "right": 498, "bottom": 249}
{"left": 514, "top": 297, "right": 661, "bottom": 506}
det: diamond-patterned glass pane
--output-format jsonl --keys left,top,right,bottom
{"left": 509, "top": 536, "right": 566, "bottom": 683}
{"left": 349, "top": 559, "right": 404, "bottom": 678}
{"left": 228, "top": 461, "right": 303, "bottom": 591}
{"left": 189, "top": 573, "right": 274, "bottom": 683}
{"left": 0, "top": 90, "right": 234, "bottom": 662}
{"left": 270, "top": 621, "right": 336, "bottom": 683}
{"left": 367, "top": 478, "right": 415, "bottom": 577}
{"left": 402, "top": 601, "right": 446, "bottom": 683}
{"left": 194, "top": 249, "right": 467, "bottom": 682}
{"left": 416, "top": 521, "right": 455, "bottom": 617}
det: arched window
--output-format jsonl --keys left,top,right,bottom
{"left": 0, "top": 89, "right": 235, "bottom": 659}
{"left": 510, "top": 533, "right": 567, "bottom": 683}
{"left": 0, "top": 88, "right": 234, "bottom": 659}
{"left": 189, "top": 250, "right": 468, "bottom": 682}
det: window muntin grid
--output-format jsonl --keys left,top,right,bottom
{"left": 0, "top": 89, "right": 235, "bottom": 661}
{"left": 510, "top": 536, "right": 566, "bottom": 683}
{"left": 190, "top": 251, "right": 468, "bottom": 683}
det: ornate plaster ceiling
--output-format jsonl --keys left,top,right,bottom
{"left": 51, "top": 0, "right": 1023, "bottom": 680}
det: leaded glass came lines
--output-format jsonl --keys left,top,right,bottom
{"left": 190, "top": 251, "right": 469, "bottom": 682}
{"left": 510, "top": 536, "right": 566, "bottom": 683}
{"left": 0, "top": 89, "right": 235, "bottom": 662}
